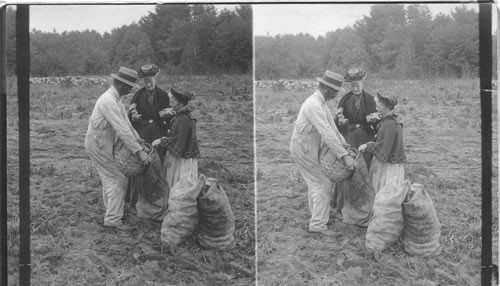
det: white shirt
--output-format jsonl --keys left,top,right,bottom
{"left": 291, "top": 89, "right": 348, "bottom": 160}
{"left": 86, "top": 85, "right": 142, "bottom": 156}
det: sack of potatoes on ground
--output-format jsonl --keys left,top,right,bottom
{"left": 366, "top": 178, "right": 410, "bottom": 252}
{"left": 197, "top": 178, "right": 236, "bottom": 250}
{"left": 402, "top": 183, "right": 442, "bottom": 257}
{"left": 161, "top": 174, "right": 206, "bottom": 245}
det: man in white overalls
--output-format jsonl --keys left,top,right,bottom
{"left": 85, "top": 67, "right": 150, "bottom": 230}
{"left": 290, "top": 70, "right": 355, "bottom": 236}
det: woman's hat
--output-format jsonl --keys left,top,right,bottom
{"left": 377, "top": 92, "right": 398, "bottom": 109}
{"left": 344, "top": 68, "right": 367, "bottom": 82}
{"left": 111, "top": 66, "right": 139, "bottom": 87}
{"left": 138, "top": 64, "right": 159, "bottom": 78}
{"left": 316, "top": 70, "right": 344, "bottom": 91}
{"left": 171, "top": 87, "right": 193, "bottom": 104}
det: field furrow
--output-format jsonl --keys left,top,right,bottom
{"left": 6, "top": 75, "right": 255, "bottom": 285}
{"left": 255, "top": 79, "right": 498, "bottom": 286}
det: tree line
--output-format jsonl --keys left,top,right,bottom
{"left": 255, "top": 4, "right": 494, "bottom": 80}
{"left": 5, "top": 4, "right": 252, "bottom": 76}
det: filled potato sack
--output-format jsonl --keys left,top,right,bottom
{"left": 160, "top": 174, "right": 206, "bottom": 245}
{"left": 366, "top": 177, "right": 410, "bottom": 251}
{"left": 402, "top": 183, "right": 441, "bottom": 257}
{"left": 197, "top": 178, "right": 236, "bottom": 250}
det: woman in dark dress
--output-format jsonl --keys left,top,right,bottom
{"left": 332, "top": 68, "right": 379, "bottom": 215}
{"left": 335, "top": 68, "right": 379, "bottom": 164}
{"left": 125, "top": 64, "right": 175, "bottom": 210}
{"left": 129, "top": 64, "right": 173, "bottom": 146}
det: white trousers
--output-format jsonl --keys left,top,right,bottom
{"left": 85, "top": 135, "right": 127, "bottom": 226}
{"left": 98, "top": 169, "right": 127, "bottom": 226}
{"left": 290, "top": 140, "right": 332, "bottom": 231}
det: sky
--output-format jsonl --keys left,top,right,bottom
{"left": 25, "top": 3, "right": 495, "bottom": 36}
{"left": 28, "top": 4, "right": 236, "bottom": 34}
{"left": 253, "top": 3, "right": 485, "bottom": 38}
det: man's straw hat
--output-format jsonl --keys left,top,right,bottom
{"left": 316, "top": 70, "right": 344, "bottom": 91}
{"left": 111, "top": 66, "right": 139, "bottom": 88}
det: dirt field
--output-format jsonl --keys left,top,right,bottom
{"left": 255, "top": 79, "right": 498, "bottom": 286}
{"left": 6, "top": 74, "right": 255, "bottom": 285}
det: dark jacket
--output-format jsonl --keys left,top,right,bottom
{"left": 366, "top": 114, "right": 406, "bottom": 164}
{"left": 128, "top": 86, "right": 173, "bottom": 143}
{"left": 159, "top": 109, "right": 200, "bottom": 159}
{"left": 335, "top": 90, "right": 378, "bottom": 136}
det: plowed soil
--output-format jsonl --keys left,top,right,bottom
{"left": 6, "top": 75, "right": 255, "bottom": 285}
{"left": 255, "top": 78, "right": 498, "bottom": 286}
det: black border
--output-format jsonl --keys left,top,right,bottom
{"left": 0, "top": 1, "right": 495, "bottom": 4}
{"left": 0, "top": 2, "right": 497, "bottom": 286}
{"left": 0, "top": 7, "right": 7, "bottom": 286}
{"left": 479, "top": 3, "right": 494, "bottom": 286}
{"left": 16, "top": 5, "right": 30, "bottom": 286}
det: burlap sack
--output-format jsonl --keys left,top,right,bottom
{"left": 113, "top": 140, "right": 151, "bottom": 177}
{"left": 318, "top": 144, "right": 355, "bottom": 183}
{"left": 402, "top": 183, "right": 441, "bottom": 257}
{"left": 341, "top": 154, "right": 375, "bottom": 227}
{"left": 197, "top": 178, "right": 236, "bottom": 250}
{"left": 135, "top": 148, "right": 169, "bottom": 222}
{"left": 365, "top": 178, "right": 410, "bottom": 251}
{"left": 160, "top": 174, "right": 206, "bottom": 245}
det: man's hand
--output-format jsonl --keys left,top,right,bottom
{"left": 342, "top": 154, "right": 355, "bottom": 170}
{"left": 137, "top": 150, "right": 150, "bottom": 165}
{"left": 338, "top": 117, "right": 348, "bottom": 126}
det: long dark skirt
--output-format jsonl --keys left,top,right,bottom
{"left": 343, "top": 126, "right": 374, "bottom": 168}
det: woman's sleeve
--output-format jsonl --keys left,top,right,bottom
{"left": 366, "top": 120, "right": 397, "bottom": 161}
{"left": 99, "top": 98, "right": 142, "bottom": 154}
{"left": 159, "top": 136, "right": 177, "bottom": 149}
{"left": 172, "top": 115, "right": 191, "bottom": 150}
{"left": 303, "top": 103, "right": 348, "bottom": 160}
{"left": 159, "top": 115, "right": 191, "bottom": 157}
